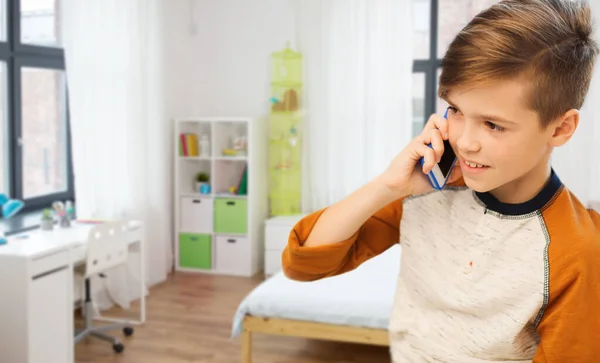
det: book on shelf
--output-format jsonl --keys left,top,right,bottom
{"left": 179, "top": 133, "right": 199, "bottom": 156}
{"left": 236, "top": 164, "right": 248, "bottom": 195}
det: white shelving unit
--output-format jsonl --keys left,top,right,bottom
{"left": 173, "top": 117, "right": 267, "bottom": 277}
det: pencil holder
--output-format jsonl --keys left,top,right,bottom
{"left": 59, "top": 215, "right": 71, "bottom": 228}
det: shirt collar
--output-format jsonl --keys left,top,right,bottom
{"left": 474, "top": 169, "right": 563, "bottom": 216}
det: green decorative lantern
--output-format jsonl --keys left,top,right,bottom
{"left": 268, "top": 43, "right": 303, "bottom": 216}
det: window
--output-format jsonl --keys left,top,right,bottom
{"left": 20, "top": 0, "right": 61, "bottom": 47}
{"left": 1, "top": 0, "right": 73, "bottom": 214}
{"left": 412, "top": 0, "right": 500, "bottom": 134}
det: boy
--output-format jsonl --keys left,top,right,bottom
{"left": 281, "top": 0, "right": 600, "bottom": 362}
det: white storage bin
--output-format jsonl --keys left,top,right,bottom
{"left": 215, "top": 235, "right": 249, "bottom": 275}
{"left": 180, "top": 196, "right": 213, "bottom": 234}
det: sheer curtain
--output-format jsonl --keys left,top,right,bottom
{"left": 551, "top": 0, "right": 600, "bottom": 209}
{"left": 296, "top": 0, "right": 414, "bottom": 211}
{"left": 61, "top": 0, "right": 171, "bottom": 310}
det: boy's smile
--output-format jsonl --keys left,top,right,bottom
{"left": 459, "top": 158, "right": 489, "bottom": 173}
{"left": 443, "top": 77, "right": 577, "bottom": 205}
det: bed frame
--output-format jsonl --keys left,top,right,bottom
{"left": 241, "top": 315, "right": 390, "bottom": 363}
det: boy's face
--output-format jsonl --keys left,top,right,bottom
{"left": 443, "top": 78, "right": 571, "bottom": 203}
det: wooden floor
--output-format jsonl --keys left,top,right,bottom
{"left": 75, "top": 272, "right": 391, "bottom": 363}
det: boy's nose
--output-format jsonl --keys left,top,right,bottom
{"left": 456, "top": 128, "right": 481, "bottom": 154}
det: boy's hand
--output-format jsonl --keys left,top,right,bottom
{"left": 376, "top": 114, "right": 462, "bottom": 198}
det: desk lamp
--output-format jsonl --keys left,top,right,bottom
{"left": 0, "top": 193, "right": 25, "bottom": 245}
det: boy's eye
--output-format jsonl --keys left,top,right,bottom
{"left": 447, "top": 106, "right": 461, "bottom": 116}
{"left": 485, "top": 121, "right": 504, "bottom": 132}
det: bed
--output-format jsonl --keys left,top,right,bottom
{"left": 231, "top": 244, "right": 402, "bottom": 363}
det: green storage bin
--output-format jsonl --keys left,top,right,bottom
{"left": 179, "top": 233, "right": 211, "bottom": 269}
{"left": 214, "top": 198, "right": 247, "bottom": 234}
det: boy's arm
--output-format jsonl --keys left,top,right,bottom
{"left": 533, "top": 211, "right": 600, "bottom": 362}
{"left": 281, "top": 178, "right": 404, "bottom": 281}
{"left": 280, "top": 113, "right": 455, "bottom": 281}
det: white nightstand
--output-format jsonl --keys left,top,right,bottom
{"left": 264, "top": 214, "right": 307, "bottom": 276}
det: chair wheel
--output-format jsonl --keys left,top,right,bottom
{"left": 113, "top": 343, "right": 124, "bottom": 353}
{"left": 123, "top": 326, "right": 134, "bottom": 336}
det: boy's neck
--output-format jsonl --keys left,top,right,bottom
{"left": 489, "top": 160, "right": 553, "bottom": 205}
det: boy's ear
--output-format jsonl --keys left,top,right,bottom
{"left": 548, "top": 109, "right": 579, "bottom": 147}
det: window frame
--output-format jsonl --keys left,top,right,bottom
{"left": 413, "top": 0, "right": 442, "bottom": 123}
{"left": 3, "top": 0, "right": 74, "bottom": 214}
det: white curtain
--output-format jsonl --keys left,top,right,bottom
{"left": 551, "top": 0, "right": 600, "bottom": 209}
{"left": 61, "top": 1, "right": 171, "bottom": 310}
{"left": 296, "top": 0, "right": 414, "bottom": 211}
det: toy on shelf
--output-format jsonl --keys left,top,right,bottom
{"left": 232, "top": 134, "right": 247, "bottom": 156}
{"left": 0, "top": 193, "right": 25, "bottom": 245}
{"left": 220, "top": 125, "right": 248, "bottom": 157}
{"left": 222, "top": 148, "right": 237, "bottom": 156}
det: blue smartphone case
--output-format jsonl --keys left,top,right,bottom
{"left": 422, "top": 155, "right": 456, "bottom": 190}
{"left": 421, "top": 109, "right": 456, "bottom": 190}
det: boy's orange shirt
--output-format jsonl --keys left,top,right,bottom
{"left": 282, "top": 172, "right": 600, "bottom": 362}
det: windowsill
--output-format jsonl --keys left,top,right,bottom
{"left": 0, "top": 209, "right": 46, "bottom": 236}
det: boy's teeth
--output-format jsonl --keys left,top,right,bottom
{"left": 466, "top": 161, "right": 486, "bottom": 168}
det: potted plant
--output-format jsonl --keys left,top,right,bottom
{"left": 40, "top": 208, "right": 54, "bottom": 231}
{"left": 195, "top": 172, "right": 211, "bottom": 194}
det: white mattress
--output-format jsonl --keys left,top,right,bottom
{"left": 231, "top": 244, "right": 402, "bottom": 338}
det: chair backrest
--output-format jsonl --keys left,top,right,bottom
{"left": 85, "top": 221, "right": 130, "bottom": 277}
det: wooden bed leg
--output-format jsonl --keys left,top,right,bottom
{"left": 242, "top": 327, "right": 252, "bottom": 363}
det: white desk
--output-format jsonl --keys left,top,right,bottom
{"left": 0, "top": 220, "right": 145, "bottom": 363}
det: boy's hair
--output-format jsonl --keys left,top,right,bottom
{"left": 438, "top": 0, "right": 599, "bottom": 128}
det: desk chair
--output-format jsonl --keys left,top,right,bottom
{"left": 74, "top": 221, "right": 135, "bottom": 353}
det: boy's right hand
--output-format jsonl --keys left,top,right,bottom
{"left": 375, "top": 113, "right": 462, "bottom": 198}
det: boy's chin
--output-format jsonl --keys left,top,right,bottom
{"left": 462, "top": 178, "right": 494, "bottom": 194}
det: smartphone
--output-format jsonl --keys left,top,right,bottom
{"left": 421, "top": 109, "right": 457, "bottom": 190}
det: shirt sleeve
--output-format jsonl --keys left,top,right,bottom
{"left": 533, "top": 208, "right": 600, "bottom": 362}
{"left": 281, "top": 197, "right": 404, "bottom": 281}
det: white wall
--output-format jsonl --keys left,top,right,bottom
{"left": 161, "top": 0, "right": 296, "bottom": 274}
{"left": 163, "top": 0, "right": 297, "bottom": 118}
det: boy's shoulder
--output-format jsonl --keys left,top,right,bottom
{"left": 402, "top": 176, "right": 599, "bottom": 240}
{"left": 538, "top": 186, "right": 599, "bottom": 332}
{"left": 542, "top": 186, "right": 600, "bottom": 264}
